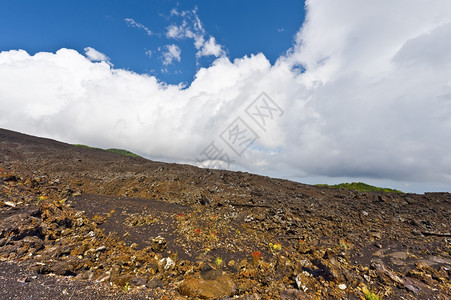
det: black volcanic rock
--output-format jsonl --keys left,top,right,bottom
{"left": 0, "top": 128, "right": 449, "bottom": 299}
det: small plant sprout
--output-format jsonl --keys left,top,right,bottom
{"left": 124, "top": 282, "right": 130, "bottom": 291}
{"left": 37, "top": 195, "right": 48, "bottom": 204}
{"left": 215, "top": 257, "right": 223, "bottom": 267}
{"left": 339, "top": 239, "right": 349, "bottom": 250}
{"left": 363, "top": 289, "right": 382, "bottom": 300}
{"left": 210, "top": 215, "right": 218, "bottom": 221}
{"left": 269, "top": 242, "right": 282, "bottom": 251}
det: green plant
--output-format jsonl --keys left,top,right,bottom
{"left": 269, "top": 242, "right": 282, "bottom": 251}
{"left": 73, "top": 144, "right": 141, "bottom": 158}
{"left": 362, "top": 286, "right": 382, "bottom": 300}
{"left": 215, "top": 257, "right": 223, "bottom": 267}
{"left": 37, "top": 195, "right": 48, "bottom": 205}
{"left": 315, "top": 182, "right": 403, "bottom": 193}
{"left": 123, "top": 282, "right": 130, "bottom": 291}
{"left": 106, "top": 148, "right": 140, "bottom": 158}
{"left": 364, "top": 291, "right": 382, "bottom": 300}
{"left": 339, "top": 240, "right": 349, "bottom": 250}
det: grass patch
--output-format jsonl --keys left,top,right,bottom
{"left": 364, "top": 292, "right": 382, "bottom": 300}
{"left": 316, "top": 182, "right": 403, "bottom": 193}
{"left": 73, "top": 144, "right": 141, "bottom": 158}
{"left": 106, "top": 148, "right": 140, "bottom": 158}
{"left": 363, "top": 287, "right": 383, "bottom": 300}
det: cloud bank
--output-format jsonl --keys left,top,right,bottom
{"left": 1, "top": 0, "right": 451, "bottom": 192}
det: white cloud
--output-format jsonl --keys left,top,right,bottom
{"left": 124, "top": 18, "right": 152, "bottom": 36}
{"left": 197, "top": 36, "right": 225, "bottom": 58}
{"left": 84, "top": 47, "right": 109, "bottom": 62}
{"left": 165, "top": 8, "right": 225, "bottom": 59}
{"left": 393, "top": 22, "right": 451, "bottom": 68}
{"left": 285, "top": 0, "right": 451, "bottom": 84}
{"left": 162, "top": 44, "right": 181, "bottom": 65}
{"left": 166, "top": 24, "right": 184, "bottom": 39}
{"left": 276, "top": 0, "right": 451, "bottom": 186}
{"left": 1, "top": 1, "right": 451, "bottom": 192}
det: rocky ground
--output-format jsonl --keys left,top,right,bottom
{"left": 0, "top": 128, "right": 449, "bottom": 299}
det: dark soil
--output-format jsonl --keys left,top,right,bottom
{"left": 0, "top": 259, "right": 154, "bottom": 299}
{"left": 0, "top": 128, "right": 450, "bottom": 299}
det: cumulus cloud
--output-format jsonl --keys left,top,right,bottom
{"left": 124, "top": 18, "right": 152, "bottom": 36}
{"left": 1, "top": 1, "right": 451, "bottom": 192}
{"left": 277, "top": 0, "right": 451, "bottom": 186}
{"left": 162, "top": 44, "right": 181, "bottom": 65}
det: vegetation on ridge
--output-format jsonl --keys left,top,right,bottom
{"left": 106, "top": 148, "right": 141, "bottom": 158}
{"left": 316, "top": 182, "right": 403, "bottom": 193}
{"left": 73, "top": 144, "right": 141, "bottom": 158}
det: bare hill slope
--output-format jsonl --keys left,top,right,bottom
{"left": 0, "top": 128, "right": 449, "bottom": 299}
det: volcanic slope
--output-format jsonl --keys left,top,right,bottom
{"left": 0, "top": 128, "right": 449, "bottom": 299}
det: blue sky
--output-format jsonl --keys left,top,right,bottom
{"left": 1, "top": 1, "right": 451, "bottom": 193}
{"left": 0, "top": 0, "right": 305, "bottom": 84}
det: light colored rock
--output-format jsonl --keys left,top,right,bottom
{"left": 338, "top": 283, "right": 347, "bottom": 290}
{"left": 178, "top": 274, "right": 235, "bottom": 299}
{"left": 4, "top": 201, "right": 16, "bottom": 207}
{"left": 159, "top": 257, "right": 175, "bottom": 270}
